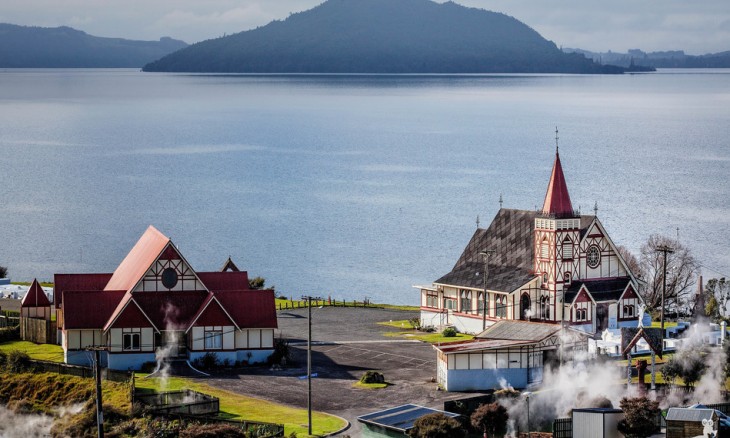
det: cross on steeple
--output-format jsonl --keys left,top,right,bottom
{"left": 499, "top": 193, "right": 503, "bottom": 209}
{"left": 555, "top": 126, "right": 559, "bottom": 153}
{"left": 593, "top": 201, "right": 598, "bottom": 216}
{"left": 476, "top": 215, "right": 480, "bottom": 229}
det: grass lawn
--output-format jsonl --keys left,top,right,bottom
{"left": 649, "top": 321, "right": 678, "bottom": 328}
{"left": 135, "top": 375, "right": 346, "bottom": 437}
{"left": 274, "top": 298, "right": 419, "bottom": 312}
{"left": 379, "top": 320, "right": 473, "bottom": 344}
{"left": 0, "top": 340, "right": 64, "bottom": 362}
{"left": 353, "top": 381, "right": 389, "bottom": 389}
{"left": 615, "top": 353, "right": 672, "bottom": 367}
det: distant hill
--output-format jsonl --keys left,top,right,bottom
{"left": 565, "top": 48, "right": 730, "bottom": 69}
{"left": 0, "top": 23, "right": 188, "bottom": 68}
{"left": 144, "top": 0, "right": 628, "bottom": 74}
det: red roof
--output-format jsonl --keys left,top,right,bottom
{"left": 54, "top": 273, "right": 112, "bottom": 308}
{"left": 188, "top": 293, "right": 239, "bottom": 329}
{"left": 198, "top": 271, "right": 250, "bottom": 291}
{"left": 215, "top": 290, "right": 278, "bottom": 329}
{"left": 133, "top": 291, "right": 209, "bottom": 330}
{"left": 542, "top": 151, "right": 574, "bottom": 218}
{"left": 106, "top": 295, "right": 158, "bottom": 330}
{"left": 21, "top": 279, "right": 51, "bottom": 308}
{"left": 63, "top": 290, "right": 125, "bottom": 329}
{"left": 104, "top": 225, "right": 170, "bottom": 292}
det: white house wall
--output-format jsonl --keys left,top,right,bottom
{"left": 192, "top": 326, "right": 204, "bottom": 350}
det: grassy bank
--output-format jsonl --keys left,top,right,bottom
{"left": 0, "top": 341, "right": 64, "bottom": 362}
{"left": 379, "top": 319, "right": 474, "bottom": 344}
{"left": 135, "top": 375, "right": 347, "bottom": 437}
{"left": 275, "top": 297, "right": 419, "bottom": 311}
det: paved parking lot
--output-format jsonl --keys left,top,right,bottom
{"left": 204, "top": 307, "right": 472, "bottom": 436}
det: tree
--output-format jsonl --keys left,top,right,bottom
{"left": 0, "top": 266, "right": 7, "bottom": 279}
{"left": 617, "top": 396, "right": 660, "bottom": 438}
{"left": 705, "top": 278, "right": 729, "bottom": 318}
{"left": 636, "top": 235, "right": 698, "bottom": 312}
{"left": 662, "top": 348, "right": 708, "bottom": 388}
{"left": 248, "top": 276, "right": 265, "bottom": 289}
{"left": 470, "top": 402, "right": 508, "bottom": 436}
{"left": 408, "top": 413, "right": 466, "bottom": 438}
{"left": 616, "top": 245, "right": 641, "bottom": 277}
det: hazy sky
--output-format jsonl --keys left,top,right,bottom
{"left": 1, "top": 0, "right": 728, "bottom": 54}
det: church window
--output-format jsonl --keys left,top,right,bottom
{"left": 460, "top": 290, "right": 473, "bottom": 313}
{"left": 444, "top": 298, "right": 457, "bottom": 310}
{"left": 540, "top": 237, "right": 549, "bottom": 259}
{"left": 477, "top": 292, "right": 487, "bottom": 315}
{"left": 426, "top": 292, "right": 438, "bottom": 308}
{"left": 496, "top": 295, "right": 507, "bottom": 318}
{"left": 564, "top": 271, "right": 572, "bottom": 285}
{"left": 161, "top": 267, "right": 179, "bottom": 289}
{"left": 587, "top": 245, "right": 601, "bottom": 268}
{"left": 540, "top": 296, "right": 550, "bottom": 320}
{"left": 624, "top": 305, "right": 634, "bottom": 317}
{"left": 562, "top": 238, "right": 573, "bottom": 260}
{"left": 542, "top": 272, "right": 548, "bottom": 286}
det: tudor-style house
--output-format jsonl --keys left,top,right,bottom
{"left": 419, "top": 148, "right": 643, "bottom": 335}
{"left": 55, "top": 226, "right": 277, "bottom": 370}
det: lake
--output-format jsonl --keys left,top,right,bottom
{"left": 1, "top": 69, "right": 729, "bottom": 305}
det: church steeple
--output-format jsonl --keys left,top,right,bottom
{"left": 541, "top": 132, "right": 574, "bottom": 218}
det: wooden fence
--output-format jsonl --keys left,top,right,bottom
{"left": 277, "top": 298, "right": 375, "bottom": 310}
{"left": 552, "top": 417, "right": 572, "bottom": 438}
{"left": 0, "top": 315, "right": 20, "bottom": 328}
{"left": 29, "top": 359, "right": 133, "bottom": 383}
{"left": 20, "top": 317, "right": 56, "bottom": 344}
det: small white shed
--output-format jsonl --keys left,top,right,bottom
{"left": 572, "top": 408, "right": 625, "bottom": 438}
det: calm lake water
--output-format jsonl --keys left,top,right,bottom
{"left": 1, "top": 69, "right": 729, "bottom": 304}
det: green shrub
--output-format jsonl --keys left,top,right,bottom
{"left": 360, "top": 371, "right": 385, "bottom": 384}
{"left": 408, "top": 413, "right": 466, "bottom": 438}
{"left": 0, "top": 326, "right": 20, "bottom": 343}
{"left": 268, "top": 337, "right": 291, "bottom": 365}
{"left": 180, "top": 423, "right": 246, "bottom": 438}
{"left": 442, "top": 327, "right": 457, "bottom": 337}
{"left": 192, "top": 352, "right": 219, "bottom": 371}
{"left": 6, "top": 350, "right": 31, "bottom": 373}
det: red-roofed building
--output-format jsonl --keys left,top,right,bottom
{"left": 56, "top": 226, "right": 278, "bottom": 370}
{"left": 21, "top": 278, "right": 51, "bottom": 320}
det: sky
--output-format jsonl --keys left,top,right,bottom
{"left": 0, "top": 0, "right": 728, "bottom": 54}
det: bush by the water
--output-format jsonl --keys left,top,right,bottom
{"left": 360, "top": 371, "right": 385, "bottom": 384}
{"left": 442, "top": 327, "right": 457, "bottom": 337}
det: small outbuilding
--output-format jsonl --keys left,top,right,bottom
{"left": 572, "top": 408, "right": 625, "bottom": 438}
{"left": 357, "top": 404, "right": 461, "bottom": 437}
{"left": 666, "top": 407, "right": 718, "bottom": 438}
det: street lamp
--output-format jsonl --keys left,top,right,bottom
{"left": 301, "top": 295, "right": 321, "bottom": 436}
{"left": 479, "top": 250, "right": 495, "bottom": 331}
{"left": 522, "top": 391, "right": 533, "bottom": 438}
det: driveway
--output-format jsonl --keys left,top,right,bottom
{"left": 204, "top": 307, "right": 473, "bottom": 436}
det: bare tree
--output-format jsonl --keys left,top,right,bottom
{"left": 704, "top": 278, "right": 729, "bottom": 318}
{"left": 616, "top": 245, "right": 641, "bottom": 277}
{"left": 636, "top": 235, "right": 698, "bottom": 311}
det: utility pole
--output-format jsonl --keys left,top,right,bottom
{"left": 480, "top": 250, "right": 495, "bottom": 331}
{"left": 89, "top": 348, "right": 104, "bottom": 438}
{"left": 301, "top": 295, "right": 320, "bottom": 436}
{"left": 656, "top": 245, "right": 674, "bottom": 343}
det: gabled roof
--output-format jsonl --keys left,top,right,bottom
{"left": 220, "top": 257, "right": 240, "bottom": 272}
{"left": 103, "top": 293, "right": 160, "bottom": 332}
{"left": 21, "top": 279, "right": 51, "bottom": 307}
{"left": 666, "top": 408, "right": 716, "bottom": 422}
{"left": 186, "top": 293, "right": 239, "bottom": 332}
{"left": 565, "top": 277, "right": 632, "bottom": 303}
{"left": 435, "top": 209, "right": 594, "bottom": 293}
{"left": 542, "top": 151, "right": 574, "bottom": 218}
{"left": 476, "top": 320, "right": 560, "bottom": 342}
{"left": 435, "top": 338, "right": 535, "bottom": 354}
{"left": 621, "top": 327, "right": 663, "bottom": 359}
{"left": 54, "top": 273, "right": 112, "bottom": 308}
{"left": 215, "top": 290, "right": 278, "bottom": 329}
{"left": 63, "top": 290, "right": 126, "bottom": 329}
{"left": 133, "top": 291, "right": 209, "bottom": 330}
{"left": 104, "top": 225, "right": 170, "bottom": 292}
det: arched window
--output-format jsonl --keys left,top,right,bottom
{"left": 460, "top": 290, "right": 472, "bottom": 313}
{"left": 562, "top": 237, "right": 573, "bottom": 260}
{"left": 542, "top": 272, "right": 548, "bottom": 286}
{"left": 540, "top": 296, "right": 550, "bottom": 320}
{"left": 477, "top": 292, "right": 484, "bottom": 315}
{"left": 564, "top": 271, "right": 572, "bottom": 285}
{"left": 496, "top": 296, "right": 507, "bottom": 318}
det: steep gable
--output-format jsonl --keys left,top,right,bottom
{"left": 104, "top": 226, "right": 170, "bottom": 292}
{"left": 133, "top": 242, "right": 205, "bottom": 292}
{"left": 21, "top": 279, "right": 51, "bottom": 307}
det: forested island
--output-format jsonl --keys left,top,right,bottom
{"left": 565, "top": 48, "right": 730, "bottom": 69}
{"left": 143, "top": 0, "right": 641, "bottom": 74}
{"left": 0, "top": 23, "right": 187, "bottom": 68}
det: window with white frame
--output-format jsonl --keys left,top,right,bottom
{"left": 204, "top": 328, "right": 223, "bottom": 349}
{"left": 444, "top": 297, "right": 457, "bottom": 310}
{"left": 122, "top": 329, "right": 141, "bottom": 351}
{"left": 540, "top": 237, "right": 549, "bottom": 259}
{"left": 540, "top": 295, "right": 551, "bottom": 320}
{"left": 496, "top": 295, "right": 507, "bottom": 318}
{"left": 460, "top": 290, "right": 472, "bottom": 313}
{"left": 477, "top": 292, "right": 485, "bottom": 315}
{"left": 426, "top": 292, "right": 439, "bottom": 308}
{"left": 562, "top": 238, "right": 573, "bottom": 260}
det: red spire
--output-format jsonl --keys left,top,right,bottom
{"left": 542, "top": 151, "right": 574, "bottom": 218}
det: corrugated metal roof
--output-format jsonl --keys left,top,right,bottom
{"left": 54, "top": 273, "right": 112, "bottom": 308}
{"left": 215, "top": 290, "right": 278, "bottom": 329}
{"left": 435, "top": 338, "right": 534, "bottom": 353}
{"left": 666, "top": 408, "right": 716, "bottom": 422}
{"left": 63, "top": 290, "right": 125, "bottom": 329}
{"left": 104, "top": 225, "right": 170, "bottom": 292}
{"left": 476, "top": 320, "right": 560, "bottom": 342}
{"left": 198, "top": 271, "right": 250, "bottom": 292}
{"left": 565, "top": 277, "right": 631, "bottom": 303}
{"left": 21, "top": 278, "right": 51, "bottom": 307}
{"left": 357, "top": 404, "right": 460, "bottom": 433}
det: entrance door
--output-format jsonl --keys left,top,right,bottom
{"left": 159, "top": 331, "right": 187, "bottom": 358}
{"left": 521, "top": 294, "right": 531, "bottom": 320}
{"left": 596, "top": 304, "right": 609, "bottom": 332}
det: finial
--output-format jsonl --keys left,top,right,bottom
{"left": 476, "top": 215, "right": 480, "bottom": 229}
{"left": 593, "top": 202, "right": 598, "bottom": 216}
{"left": 499, "top": 193, "right": 503, "bottom": 209}
{"left": 555, "top": 126, "right": 559, "bottom": 154}
{"left": 676, "top": 227, "right": 680, "bottom": 241}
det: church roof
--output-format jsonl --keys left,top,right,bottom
{"left": 104, "top": 225, "right": 170, "bottom": 292}
{"left": 21, "top": 278, "right": 51, "bottom": 307}
{"left": 54, "top": 273, "right": 112, "bottom": 309}
{"left": 63, "top": 290, "right": 126, "bottom": 329}
{"left": 436, "top": 209, "right": 595, "bottom": 293}
{"left": 220, "top": 257, "right": 240, "bottom": 272}
{"left": 542, "top": 151, "right": 574, "bottom": 218}
{"left": 565, "top": 277, "right": 631, "bottom": 303}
